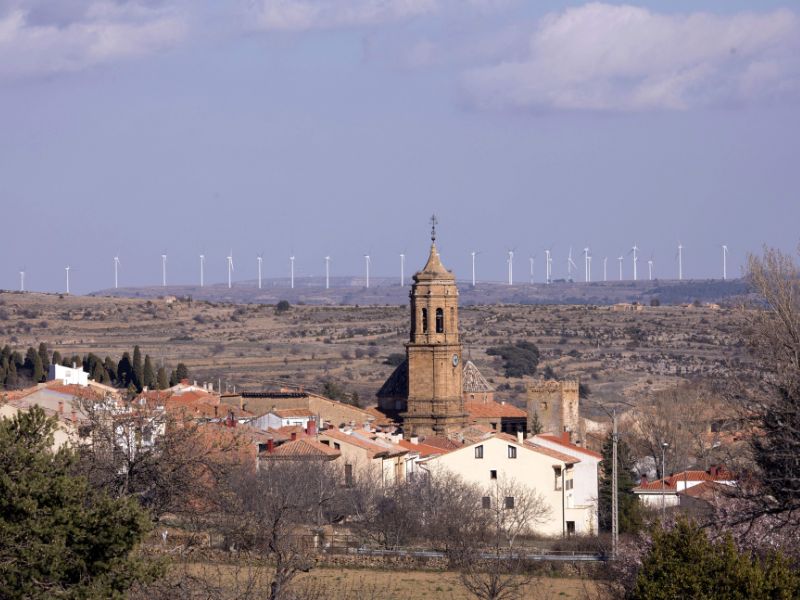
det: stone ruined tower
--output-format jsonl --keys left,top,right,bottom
{"left": 401, "top": 216, "right": 467, "bottom": 436}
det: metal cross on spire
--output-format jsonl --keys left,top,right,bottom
{"left": 430, "top": 214, "right": 438, "bottom": 242}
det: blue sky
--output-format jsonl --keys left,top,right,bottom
{"left": 1, "top": 0, "right": 799, "bottom": 293}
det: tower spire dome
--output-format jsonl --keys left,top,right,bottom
{"left": 430, "top": 214, "right": 438, "bottom": 242}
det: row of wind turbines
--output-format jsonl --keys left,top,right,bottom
{"left": 17, "top": 244, "right": 732, "bottom": 294}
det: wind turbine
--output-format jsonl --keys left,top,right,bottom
{"left": 588, "top": 254, "right": 593, "bottom": 283}
{"left": 648, "top": 256, "right": 654, "bottom": 281}
{"left": 289, "top": 256, "right": 295, "bottom": 289}
{"left": 603, "top": 257, "right": 608, "bottom": 282}
{"left": 722, "top": 245, "right": 729, "bottom": 281}
{"left": 544, "top": 249, "right": 553, "bottom": 284}
{"left": 400, "top": 253, "right": 405, "bottom": 286}
{"left": 529, "top": 255, "right": 535, "bottom": 284}
{"left": 325, "top": 256, "right": 331, "bottom": 290}
{"left": 630, "top": 245, "right": 639, "bottom": 281}
{"left": 567, "top": 247, "right": 577, "bottom": 282}
{"left": 364, "top": 254, "right": 371, "bottom": 288}
{"left": 199, "top": 254, "right": 205, "bottom": 288}
{"left": 65, "top": 266, "right": 71, "bottom": 294}
{"left": 161, "top": 253, "right": 167, "bottom": 287}
{"left": 19, "top": 269, "right": 25, "bottom": 292}
{"left": 226, "top": 252, "right": 234, "bottom": 289}
{"left": 113, "top": 255, "right": 120, "bottom": 289}
{"left": 257, "top": 255, "right": 263, "bottom": 290}
{"left": 583, "top": 247, "right": 591, "bottom": 283}
{"left": 507, "top": 250, "right": 514, "bottom": 285}
{"left": 471, "top": 251, "right": 479, "bottom": 287}
{"left": 617, "top": 256, "right": 624, "bottom": 281}
{"left": 677, "top": 243, "right": 683, "bottom": 281}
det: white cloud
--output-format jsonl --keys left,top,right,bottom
{"left": 0, "top": 1, "right": 187, "bottom": 80}
{"left": 248, "top": 0, "right": 438, "bottom": 31}
{"left": 462, "top": 3, "right": 800, "bottom": 111}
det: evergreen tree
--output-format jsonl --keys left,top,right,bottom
{"left": 174, "top": 362, "right": 189, "bottom": 382}
{"left": 103, "top": 356, "right": 117, "bottom": 384}
{"left": 37, "top": 343, "right": 49, "bottom": 375}
{"left": 529, "top": 411, "right": 544, "bottom": 435}
{"left": 156, "top": 366, "right": 169, "bottom": 390}
{"left": 0, "top": 406, "right": 162, "bottom": 598}
{"left": 632, "top": 518, "right": 800, "bottom": 599}
{"left": 51, "top": 350, "right": 62, "bottom": 370}
{"left": 32, "top": 352, "right": 44, "bottom": 384}
{"left": 132, "top": 346, "right": 144, "bottom": 392}
{"left": 598, "top": 431, "right": 642, "bottom": 534}
{"left": 117, "top": 352, "right": 133, "bottom": 388}
{"left": 143, "top": 355, "right": 157, "bottom": 390}
{"left": 0, "top": 364, "right": 6, "bottom": 390}
{"left": 23, "top": 347, "right": 38, "bottom": 379}
{"left": 5, "top": 361, "right": 18, "bottom": 388}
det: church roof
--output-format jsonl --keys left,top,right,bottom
{"left": 377, "top": 359, "right": 408, "bottom": 398}
{"left": 462, "top": 360, "right": 494, "bottom": 393}
{"left": 414, "top": 243, "right": 455, "bottom": 282}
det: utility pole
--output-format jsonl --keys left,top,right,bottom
{"left": 612, "top": 409, "right": 619, "bottom": 560}
{"left": 661, "top": 441, "right": 669, "bottom": 522}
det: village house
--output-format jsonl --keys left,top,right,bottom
{"left": 421, "top": 432, "right": 595, "bottom": 536}
{"left": 633, "top": 466, "right": 735, "bottom": 508}
{"left": 317, "top": 428, "right": 409, "bottom": 487}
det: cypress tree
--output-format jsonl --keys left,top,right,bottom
{"left": 117, "top": 353, "right": 132, "bottom": 388}
{"left": 132, "top": 346, "right": 143, "bottom": 392}
{"left": 5, "top": 361, "right": 18, "bottom": 388}
{"left": 156, "top": 367, "right": 169, "bottom": 390}
{"left": 32, "top": 352, "right": 44, "bottom": 384}
{"left": 143, "top": 355, "right": 157, "bottom": 390}
{"left": 598, "top": 431, "right": 642, "bottom": 534}
{"left": 175, "top": 362, "right": 189, "bottom": 382}
{"left": 51, "top": 351, "right": 62, "bottom": 370}
{"left": 23, "top": 347, "right": 38, "bottom": 379}
{"left": 103, "top": 357, "right": 117, "bottom": 384}
{"left": 38, "top": 343, "right": 49, "bottom": 375}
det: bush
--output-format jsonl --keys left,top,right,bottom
{"left": 632, "top": 518, "right": 800, "bottom": 599}
{"left": 384, "top": 353, "right": 405, "bottom": 367}
{"left": 486, "top": 341, "right": 540, "bottom": 378}
{"left": 275, "top": 300, "right": 291, "bottom": 314}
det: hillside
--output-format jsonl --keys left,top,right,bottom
{"left": 0, "top": 291, "right": 752, "bottom": 418}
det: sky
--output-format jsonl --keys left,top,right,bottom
{"left": 1, "top": 0, "right": 799, "bottom": 293}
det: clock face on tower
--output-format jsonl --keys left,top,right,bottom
{"left": 452, "top": 354, "right": 459, "bottom": 367}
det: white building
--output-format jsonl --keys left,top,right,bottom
{"left": 421, "top": 433, "right": 596, "bottom": 536}
{"left": 532, "top": 433, "right": 601, "bottom": 533}
{"left": 48, "top": 364, "right": 89, "bottom": 387}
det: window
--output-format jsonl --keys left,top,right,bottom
{"left": 508, "top": 445, "right": 517, "bottom": 459}
{"left": 491, "top": 422, "right": 498, "bottom": 431}
{"left": 566, "top": 478, "right": 574, "bottom": 490}
{"left": 490, "top": 469, "right": 497, "bottom": 480}
{"left": 450, "top": 306, "right": 454, "bottom": 326}
{"left": 482, "top": 496, "right": 491, "bottom": 509}
{"left": 321, "top": 440, "right": 330, "bottom": 446}
{"left": 554, "top": 466, "right": 563, "bottom": 490}
{"left": 421, "top": 308, "right": 428, "bottom": 333}
{"left": 334, "top": 442, "right": 341, "bottom": 450}
{"left": 474, "top": 445, "right": 484, "bottom": 459}
{"left": 505, "top": 496, "right": 515, "bottom": 510}
{"left": 566, "top": 521, "right": 576, "bottom": 536}
{"left": 435, "top": 308, "right": 444, "bottom": 333}
{"left": 345, "top": 464, "right": 354, "bottom": 488}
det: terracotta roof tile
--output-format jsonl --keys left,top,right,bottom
{"left": 272, "top": 408, "right": 315, "bottom": 418}
{"left": 262, "top": 438, "right": 341, "bottom": 460}
{"left": 465, "top": 401, "right": 526, "bottom": 419}
{"left": 320, "top": 429, "right": 407, "bottom": 458}
{"left": 535, "top": 434, "right": 603, "bottom": 460}
{"left": 396, "top": 439, "right": 448, "bottom": 457}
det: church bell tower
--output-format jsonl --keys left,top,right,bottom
{"left": 401, "top": 216, "right": 467, "bottom": 436}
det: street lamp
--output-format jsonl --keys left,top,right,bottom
{"left": 661, "top": 441, "right": 669, "bottom": 522}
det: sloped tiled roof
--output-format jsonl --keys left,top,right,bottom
{"left": 263, "top": 438, "right": 340, "bottom": 460}
{"left": 415, "top": 243, "right": 455, "bottom": 281}
{"left": 320, "top": 429, "right": 407, "bottom": 459}
{"left": 635, "top": 469, "right": 735, "bottom": 492}
{"left": 462, "top": 361, "right": 494, "bottom": 393}
{"left": 272, "top": 408, "right": 315, "bottom": 418}
{"left": 535, "top": 434, "right": 603, "bottom": 460}
{"left": 396, "top": 438, "right": 448, "bottom": 457}
{"left": 465, "top": 400, "right": 526, "bottom": 419}
{"left": 420, "top": 435, "right": 463, "bottom": 451}
{"left": 377, "top": 359, "right": 408, "bottom": 398}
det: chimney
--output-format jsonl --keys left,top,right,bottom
{"left": 516, "top": 430, "right": 524, "bottom": 444}
{"left": 72, "top": 362, "right": 76, "bottom": 369}
{"left": 267, "top": 439, "right": 274, "bottom": 453}
{"left": 363, "top": 421, "right": 370, "bottom": 431}
{"left": 306, "top": 420, "right": 317, "bottom": 436}
{"left": 641, "top": 474, "right": 648, "bottom": 485}
{"left": 291, "top": 431, "right": 298, "bottom": 441}
{"left": 561, "top": 431, "right": 571, "bottom": 444}
{"left": 410, "top": 435, "right": 419, "bottom": 445}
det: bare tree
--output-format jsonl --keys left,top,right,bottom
{"left": 719, "top": 246, "right": 800, "bottom": 545}
{"left": 449, "top": 476, "right": 550, "bottom": 600}
{"left": 218, "top": 460, "right": 344, "bottom": 600}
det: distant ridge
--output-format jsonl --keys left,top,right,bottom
{"left": 90, "top": 277, "right": 752, "bottom": 307}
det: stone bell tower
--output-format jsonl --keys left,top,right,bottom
{"left": 401, "top": 216, "right": 467, "bottom": 436}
